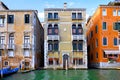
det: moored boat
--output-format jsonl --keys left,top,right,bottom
{"left": 0, "top": 67, "right": 19, "bottom": 77}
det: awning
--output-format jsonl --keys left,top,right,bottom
{"left": 104, "top": 50, "right": 120, "bottom": 54}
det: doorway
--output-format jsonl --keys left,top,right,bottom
{"left": 63, "top": 54, "right": 69, "bottom": 69}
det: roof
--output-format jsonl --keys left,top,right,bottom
{"left": 0, "top": 1, "right": 9, "bottom": 10}
{"left": 44, "top": 8, "right": 86, "bottom": 11}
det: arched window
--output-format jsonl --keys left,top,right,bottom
{"left": 72, "top": 24, "right": 76, "bottom": 35}
{"left": 78, "top": 24, "right": 83, "bottom": 34}
{"left": 54, "top": 24, "right": 58, "bottom": 35}
{"left": 48, "top": 24, "right": 52, "bottom": 35}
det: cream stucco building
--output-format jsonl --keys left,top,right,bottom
{"left": 0, "top": 2, "right": 44, "bottom": 70}
{"left": 44, "top": 3, "right": 87, "bottom": 69}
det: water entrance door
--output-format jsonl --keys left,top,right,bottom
{"left": 63, "top": 54, "right": 69, "bottom": 69}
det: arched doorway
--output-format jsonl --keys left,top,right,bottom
{"left": 63, "top": 54, "right": 69, "bottom": 69}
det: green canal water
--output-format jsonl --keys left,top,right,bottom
{"left": 1, "top": 69, "right": 120, "bottom": 80}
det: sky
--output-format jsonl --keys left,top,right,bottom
{"left": 1, "top": 0, "right": 114, "bottom": 22}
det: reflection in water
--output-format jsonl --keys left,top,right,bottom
{"left": 1, "top": 70, "right": 120, "bottom": 80}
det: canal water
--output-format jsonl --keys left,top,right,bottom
{"left": 1, "top": 69, "right": 120, "bottom": 80}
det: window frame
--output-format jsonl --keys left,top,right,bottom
{"left": 24, "top": 14, "right": 30, "bottom": 23}
{"left": 102, "top": 22, "right": 107, "bottom": 30}
{"left": 7, "top": 15, "right": 14, "bottom": 24}
{"left": 102, "top": 9, "right": 107, "bottom": 16}
{"left": 113, "top": 10, "right": 117, "bottom": 16}
{"left": 103, "top": 37, "right": 108, "bottom": 46}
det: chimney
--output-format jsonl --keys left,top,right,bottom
{"left": 64, "top": 3, "right": 67, "bottom": 9}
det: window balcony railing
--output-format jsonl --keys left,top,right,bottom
{"left": 72, "top": 17, "right": 83, "bottom": 20}
{"left": 47, "top": 17, "right": 59, "bottom": 20}
{"left": 47, "top": 35, "right": 60, "bottom": 41}
{"left": 7, "top": 44, "right": 15, "bottom": 50}
{"left": 0, "top": 44, "right": 6, "bottom": 49}
{"left": 22, "top": 43, "right": 31, "bottom": 49}
{"left": 72, "top": 35, "right": 84, "bottom": 40}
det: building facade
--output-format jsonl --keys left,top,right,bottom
{"left": 86, "top": 1, "right": 120, "bottom": 68}
{"left": 0, "top": 2, "right": 44, "bottom": 70}
{"left": 44, "top": 3, "right": 87, "bottom": 69}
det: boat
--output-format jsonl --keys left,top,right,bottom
{"left": 0, "top": 67, "right": 19, "bottom": 77}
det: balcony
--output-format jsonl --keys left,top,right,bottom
{"left": 47, "top": 35, "right": 60, "bottom": 41}
{"left": 22, "top": 43, "right": 31, "bottom": 49}
{"left": 72, "top": 18, "right": 83, "bottom": 20}
{"left": 7, "top": 44, "right": 15, "bottom": 50}
{"left": 0, "top": 44, "right": 6, "bottom": 49}
{"left": 72, "top": 35, "right": 84, "bottom": 40}
{"left": 47, "top": 17, "right": 59, "bottom": 21}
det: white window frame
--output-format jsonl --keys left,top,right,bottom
{"left": 8, "top": 51, "right": 14, "bottom": 57}
{"left": 113, "top": 10, "right": 117, "bottom": 16}
{"left": 102, "top": 9, "right": 107, "bottom": 16}
{"left": 102, "top": 22, "right": 107, "bottom": 30}
{"left": 24, "top": 50, "right": 30, "bottom": 57}
{"left": 118, "top": 10, "right": 120, "bottom": 16}
{"left": 102, "top": 37, "right": 108, "bottom": 46}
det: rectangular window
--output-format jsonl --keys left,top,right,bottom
{"left": 24, "top": 36, "right": 30, "bottom": 48}
{"left": 0, "top": 15, "right": 5, "bottom": 27}
{"left": 113, "top": 22, "right": 120, "bottom": 30}
{"left": 73, "top": 42, "right": 77, "bottom": 51}
{"left": 95, "top": 25, "right": 98, "bottom": 33}
{"left": 25, "top": 14, "right": 30, "bottom": 23}
{"left": 96, "top": 52, "right": 98, "bottom": 59}
{"left": 48, "top": 41, "right": 59, "bottom": 51}
{"left": 8, "top": 51, "right": 14, "bottom": 57}
{"left": 72, "top": 13, "right": 76, "bottom": 19}
{"left": 114, "top": 38, "right": 118, "bottom": 45}
{"left": 73, "top": 41, "right": 83, "bottom": 51}
{"left": 48, "top": 43, "right": 53, "bottom": 51}
{"left": 48, "top": 13, "right": 52, "bottom": 19}
{"left": 7, "top": 15, "right": 14, "bottom": 23}
{"left": 24, "top": 36, "right": 30, "bottom": 44}
{"left": 113, "top": 10, "right": 117, "bottom": 16}
{"left": 78, "top": 13, "right": 82, "bottom": 19}
{"left": 78, "top": 43, "right": 83, "bottom": 50}
{"left": 96, "top": 39, "right": 98, "bottom": 47}
{"left": 102, "top": 9, "right": 106, "bottom": 16}
{"left": 118, "top": 10, "right": 120, "bottom": 16}
{"left": 0, "top": 36, "right": 5, "bottom": 44}
{"left": 103, "top": 22, "right": 107, "bottom": 30}
{"left": 54, "top": 42, "right": 58, "bottom": 51}
{"left": 24, "top": 50, "right": 29, "bottom": 57}
{"left": 103, "top": 37, "right": 107, "bottom": 45}
{"left": 54, "top": 13, "right": 58, "bottom": 19}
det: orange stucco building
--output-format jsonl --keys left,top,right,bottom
{"left": 86, "top": 1, "right": 120, "bottom": 68}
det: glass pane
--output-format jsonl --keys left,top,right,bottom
{"left": 103, "top": 22, "right": 106, "bottom": 30}
{"left": 118, "top": 10, "right": 120, "bottom": 16}
{"left": 102, "top": 9, "right": 106, "bottom": 16}
{"left": 78, "top": 43, "right": 83, "bottom": 50}
{"left": 114, "top": 38, "right": 117, "bottom": 45}
{"left": 48, "top": 43, "right": 53, "bottom": 51}
{"left": 54, "top": 13, "right": 58, "bottom": 19}
{"left": 73, "top": 42, "right": 77, "bottom": 51}
{"left": 48, "top": 13, "right": 52, "bottom": 19}
{"left": 72, "top": 13, "right": 76, "bottom": 19}
{"left": 78, "top": 13, "right": 82, "bottom": 19}
{"left": 54, "top": 42, "right": 58, "bottom": 51}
